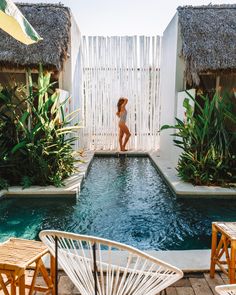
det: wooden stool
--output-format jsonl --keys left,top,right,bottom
{"left": 210, "top": 222, "right": 236, "bottom": 283}
{"left": 0, "top": 238, "right": 55, "bottom": 295}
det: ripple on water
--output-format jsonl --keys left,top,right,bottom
{"left": 0, "top": 157, "right": 236, "bottom": 249}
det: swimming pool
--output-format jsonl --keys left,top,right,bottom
{"left": 1, "top": 156, "right": 236, "bottom": 250}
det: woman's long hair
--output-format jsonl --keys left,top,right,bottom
{"left": 116, "top": 98, "right": 125, "bottom": 117}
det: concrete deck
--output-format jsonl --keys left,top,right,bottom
{"left": 0, "top": 151, "right": 94, "bottom": 199}
{"left": 0, "top": 150, "right": 235, "bottom": 273}
{"left": 149, "top": 151, "right": 236, "bottom": 198}
{"left": 5, "top": 270, "right": 227, "bottom": 295}
{"left": 53, "top": 271, "right": 228, "bottom": 295}
{"left": 1, "top": 150, "right": 235, "bottom": 199}
{"left": 95, "top": 150, "right": 236, "bottom": 198}
{"left": 149, "top": 249, "right": 212, "bottom": 272}
{"left": 42, "top": 248, "right": 213, "bottom": 273}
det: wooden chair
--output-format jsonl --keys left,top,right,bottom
{"left": 210, "top": 222, "right": 236, "bottom": 283}
{"left": 40, "top": 230, "right": 183, "bottom": 295}
{"left": 0, "top": 238, "right": 54, "bottom": 295}
{"left": 215, "top": 284, "right": 236, "bottom": 295}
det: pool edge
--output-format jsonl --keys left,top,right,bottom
{"left": 148, "top": 151, "right": 236, "bottom": 199}
{"left": 0, "top": 151, "right": 95, "bottom": 199}
{"left": 1, "top": 150, "right": 234, "bottom": 271}
{"left": 1, "top": 150, "right": 235, "bottom": 199}
{"left": 41, "top": 249, "right": 212, "bottom": 272}
{"left": 94, "top": 150, "right": 236, "bottom": 198}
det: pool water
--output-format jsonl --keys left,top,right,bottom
{"left": 1, "top": 156, "right": 236, "bottom": 250}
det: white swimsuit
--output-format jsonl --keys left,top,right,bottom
{"left": 120, "top": 110, "right": 127, "bottom": 123}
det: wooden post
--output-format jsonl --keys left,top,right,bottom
{"left": 10, "top": 275, "right": 16, "bottom": 295}
{"left": 216, "top": 75, "right": 220, "bottom": 94}
{"left": 230, "top": 241, "right": 236, "bottom": 283}
{"left": 28, "top": 259, "right": 40, "bottom": 295}
{"left": 223, "top": 236, "right": 230, "bottom": 270}
{"left": 0, "top": 273, "right": 10, "bottom": 295}
{"left": 25, "top": 69, "right": 32, "bottom": 132}
{"left": 50, "top": 254, "right": 56, "bottom": 295}
{"left": 210, "top": 223, "right": 218, "bottom": 278}
{"left": 18, "top": 274, "right": 25, "bottom": 295}
{"left": 39, "top": 258, "right": 54, "bottom": 290}
{"left": 216, "top": 75, "right": 221, "bottom": 109}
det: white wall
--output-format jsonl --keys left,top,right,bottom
{"left": 70, "top": 15, "right": 82, "bottom": 116}
{"left": 59, "top": 14, "right": 81, "bottom": 111}
{"left": 159, "top": 13, "right": 185, "bottom": 165}
{"left": 59, "top": 14, "right": 82, "bottom": 149}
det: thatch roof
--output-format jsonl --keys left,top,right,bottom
{"left": 0, "top": 3, "right": 71, "bottom": 72}
{"left": 177, "top": 5, "right": 236, "bottom": 86}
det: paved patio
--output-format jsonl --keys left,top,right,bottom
{"left": 0, "top": 270, "right": 229, "bottom": 295}
{"left": 48, "top": 271, "right": 229, "bottom": 295}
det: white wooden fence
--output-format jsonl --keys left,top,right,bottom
{"left": 80, "top": 36, "right": 161, "bottom": 150}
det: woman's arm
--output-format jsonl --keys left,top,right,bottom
{"left": 121, "top": 98, "right": 128, "bottom": 109}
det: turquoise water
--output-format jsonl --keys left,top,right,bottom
{"left": 0, "top": 156, "right": 236, "bottom": 250}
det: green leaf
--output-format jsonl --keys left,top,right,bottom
{"left": 160, "top": 124, "right": 173, "bottom": 131}
{"left": 19, "top": 111, "right": 30, "bottom": 127}
{"left": 11, "top": 141, "right": 27, "bottom": 154}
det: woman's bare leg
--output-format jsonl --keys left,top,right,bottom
{"left": 121, "top": 124, "right": 131, "bottom": 151}
{"left": 123, "top": 133, "right": 131, "bottom": 150}
{"left": 119, "top": 128, "right": 124, "bottom": 151}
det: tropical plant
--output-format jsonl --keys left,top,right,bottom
{"left": 0, "top": 65, "right": 81, "bottom": 189}
{"left": 161, "top": 91, "right": 236, "bottom": 186}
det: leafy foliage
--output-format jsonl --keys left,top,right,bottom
{"left": 161, "top": 91, "right": 236, "bottom": 186}
{"left": 0, "top": 65, "right": 81, "bottom": 189}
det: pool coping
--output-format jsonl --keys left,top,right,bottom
{"left": 1, "top": 149, "right": 235, "bottom": 199}
{"left": 0, "top": 150, "right": 235, "bottom": 272}
{"left": 0, "top": 151, "right": 95, "bottom": 199}
{"left": 41, "top": 249, "right": 213, "bottom": 272}
{"left": 95, "top": 150, "right": 236, "bottom": 198}
{"left": 148, "top": 151, "right": 236, "bottom": 198}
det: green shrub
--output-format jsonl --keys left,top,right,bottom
{"left": 161, "top": 91, "right": 236, "bottom": 186}
{"left": 0, "top": 65, "right": 81, "bottom": 189}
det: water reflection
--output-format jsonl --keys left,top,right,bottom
{"left": 0, "top": 157, "right": 236, "bottom": 250}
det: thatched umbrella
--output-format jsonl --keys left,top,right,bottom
{"left": 0, "top": 0, "right": 42, "bottom": 45}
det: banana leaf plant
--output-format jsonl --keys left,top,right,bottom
{"left": 0, "top": 65, "right": 81, "bottom": 189}
{"left": 161, "top": 91, "right": 236, "bottom": 187}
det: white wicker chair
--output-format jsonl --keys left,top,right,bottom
{"left": 215, "top": 284, "right": 236, "bottom": 295}
{"left": 39, "top": 230, "right": 183, "bottom": 295}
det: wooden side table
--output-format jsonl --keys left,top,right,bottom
{"left": 0, "top": 238, "right": 55, "bottom": 295}
{"left": 210, "top": 222, "right": 236, "bottom": 283}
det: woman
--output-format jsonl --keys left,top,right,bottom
{"left": 116, "top": 97, "right": 131, "bottom": 151}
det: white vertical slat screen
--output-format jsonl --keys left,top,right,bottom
{"left": 80, "top": 36, "right": 161, "bottom": 151}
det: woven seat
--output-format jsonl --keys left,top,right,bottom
{"left": 215, "top": 284, "right": 236, "bottom": 295}
{"left": 0, "top": 238, "right": 55, "bottom": 295}
{"left": 211, "top": 222, "right": 236, "bottom": 283}
{"left": 0, "top": 238, "right": 48, "bottom": 272}
{"left": 40, "top": 230, "right": 183, "bottom": 295}
{"left": 214, "top": 223, "right": 236, "bottom": 240}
